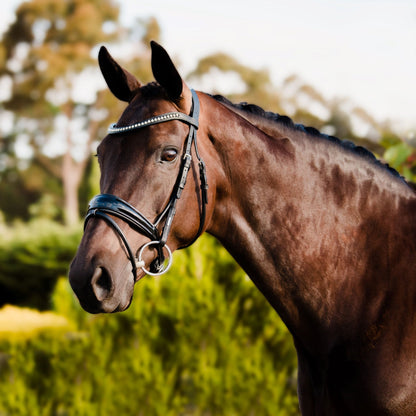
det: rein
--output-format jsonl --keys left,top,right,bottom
{"left": 84, "top": 89, "right": 208, "bottom": 279}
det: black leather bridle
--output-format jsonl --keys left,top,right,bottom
{"left": 84, "top": 89, "right": 208, "bottom": 279}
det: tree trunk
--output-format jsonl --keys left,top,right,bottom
{"left": 62, "top": 103, "right": 79, "bottom": 226}
{"left": 62, "top": 154, "right": 80, "bottom": 226}
{"left": 61, "top": 96, "right": 103, "bottom": 226}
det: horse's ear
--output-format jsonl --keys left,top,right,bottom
{"left": 151, "top": 41, "right": 183, "bottom": 101}
{"left": 98, "top": 46, "right": 141, "bottom": 102}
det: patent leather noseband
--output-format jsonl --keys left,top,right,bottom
{"left": 84, "top": 90, "right": 208, "bottom": 279}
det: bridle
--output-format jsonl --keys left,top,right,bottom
{"left": 84, "top": 89, "right": 208, "bottom": 279}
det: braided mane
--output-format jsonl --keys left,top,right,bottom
{"left": 212, "top": 94, "right": 406, "bottom": 182}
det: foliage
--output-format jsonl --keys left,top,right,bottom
{"left": 0, "top": 236, "right": 300, "bottom": 416}
{"left": 0, "top": 219, "right": 82, "bottom": 309}
{"left": 0, "top": 0, "right": 159, "bottom": 225}
{"left": 0, "top": 0, "right": 120, "bottom": 225}
{"left": 381, "top": 137, "right": 416, "bottom": 182}
{"left": 1, "top": 0, "right": 120, "bottom": 111}
{"left": 0, "top": 167, "right": 42, "bottom": 221}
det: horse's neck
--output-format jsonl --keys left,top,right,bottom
{"left": 205, "top": 100, "right": 316, "bottom": 331}
{"left": 204, "top": 96, "right": 415, "bottom": 348}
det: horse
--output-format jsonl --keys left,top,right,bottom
{"left": 69, "top": 41, "right": 416, "bottom": 415}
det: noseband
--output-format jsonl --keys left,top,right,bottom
{"left": 84, "top": 90, "right": 208, "bottom": 279}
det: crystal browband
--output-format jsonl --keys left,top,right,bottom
{"left": 107, "top": 112, "right": 198, "bottom": 135}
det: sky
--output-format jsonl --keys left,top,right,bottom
{"left": 1, "top": 0, "right": 415, "bottom": 132}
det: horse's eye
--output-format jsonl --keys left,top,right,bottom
{"left": 161, "top": 148, "right": 178, "bottom": 162}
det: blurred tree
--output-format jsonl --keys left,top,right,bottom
{"left": 188, "top": 52, "right": 284, "bottom": 114}
{"left": 140, "top": 16, "right": 161, "bottom": 47}
{"left": 0, "top": 161, "right": 61, "bottom": 221}
{"left": 0, "top": 0, "right": 158, "bottom": 225}
{"left": 0, "top": 0, "right": 120, "bottom": 224}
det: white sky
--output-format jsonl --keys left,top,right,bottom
{"left": 1, "top": 0, "right": 415, "bottom": 131}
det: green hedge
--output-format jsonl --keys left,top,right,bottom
{"left": 0, "top": 235, "right": 299, "bottom": 415}
{"left": 0, "top": 219, "right": 82, "bottom": 309}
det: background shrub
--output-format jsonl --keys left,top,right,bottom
{"left": 0, "top": 235, "right": 299, "bottom": 416}
{"left": 0, "top": 219, "right": 82, "bottom": 309}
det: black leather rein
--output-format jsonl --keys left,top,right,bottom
{"left": 84, "top": 89, "right": 208, "bottom": 279}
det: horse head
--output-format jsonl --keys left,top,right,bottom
{"left": 69, "top": 42, "right": 215, "bottom": 313}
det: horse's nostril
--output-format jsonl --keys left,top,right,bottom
{"left": 91, "top": 267, "right": 112, "bottom": 301}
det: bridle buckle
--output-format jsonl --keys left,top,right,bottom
{"left": 137, "top": 241, "right": 173, "bottom": 276}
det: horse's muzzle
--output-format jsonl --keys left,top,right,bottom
{"left": 69, "top": 256, "right": 135, "bottom": 314}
